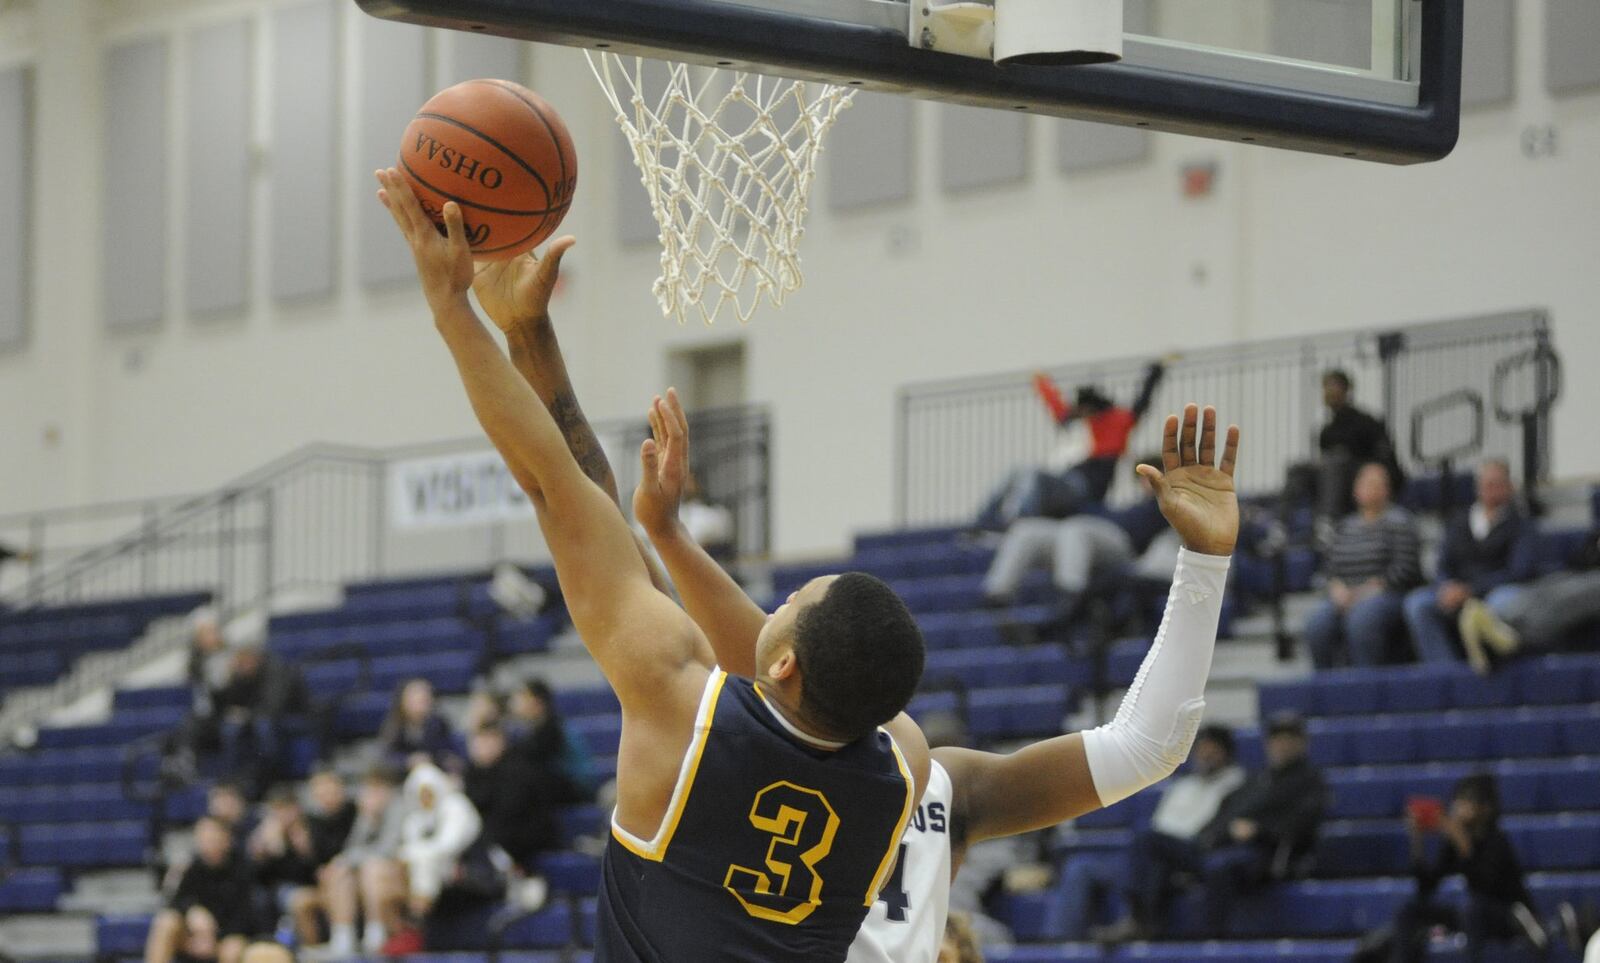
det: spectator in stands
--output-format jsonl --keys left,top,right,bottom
{"left": 377, "top": 677, "right": 458, "bottom": 772}
{"left": 507, "top": 677, "right": 596, "bottom": 803}
{"left": 145, "top": 816, "right": 256, "bottom": 963}
{"left": 1314, "top": 369, "right": 1404, "bottom": 521}
{"left": 249, "top": 785, "right": 321, "bottom": 944}
{"left": 1459, "top": 524, "right": 1600, "bottom": 672}
{"left": 1403, "top": 460, "right": 1538, "bottom": 665}
{"left": 214, "top": 638, "right": 308, "bottom": 798}
{"left": 981, "top": 455, "right": 1179, "bottom": 638}
{"left": 1352, "top": 773, "right": 1547, "bottom": 962}
{"left": 283, "top": 769, "right": 358, "bottom": 946}
{"left": 386, "top": 763, "right": 485, "bottom": 954}
{"left": 165, "top": 609, "right": 231, "bottom": 780}
{"left": 939, "top": 912, "right": 984, "bottom": 963}
{"left": 461, "top": 688, "right": 504, "bottom": 734}
{"left": 318, "top": 765, "right": 404, "bottom": 958}
{"left": 1195, "top": 712, "right": 1327, "bottom": 937}
{"left": 463, "top": 722, "right": 559, "bottom": 872}
{"left": 1070, "top": 726, "right": 1246, "bottom": 941}
{"left": 1303, "top": 463, "right": 1423, "bottom": 668}
{"left": 974, "top": 360, "right": 1167, "bottom": 532}
{"left": 207, "top": 780, "right": 253, "bottom": 850}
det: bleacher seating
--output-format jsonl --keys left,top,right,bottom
{"left": 0, "top": 591, "right": 210, "bottom": 695}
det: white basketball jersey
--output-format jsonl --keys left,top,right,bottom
{"left": 847, "top": 760, "right": 955, "bottom": 963}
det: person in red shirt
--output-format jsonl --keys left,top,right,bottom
{"left": 975, "top": 360, "right": 1166, "bottom": 531}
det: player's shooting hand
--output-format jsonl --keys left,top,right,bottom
{"left": 634, "top": 388, "right": 691, "bottom": 537}
{"left": 472, "top": 236, "right": 575, "bottom": 333}
{"left": 1138, "top": 404, "right": 1240, "bottom": 557}
{"left": 375, "top": 168, "right": 474, "bottom": 315}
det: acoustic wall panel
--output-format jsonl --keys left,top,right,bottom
{"left": 940, "top": 104, "right": 1027, "bottom": 193}
{"left": 0, "top": 67, "right": 29, "bottom": 350}
{"left": 1460, "top": 0, "right": 1513, "bottom": 109}
{"left": 358, "top": 16, "right": 429, "bottom": 287}
{"left": 271, "top": 0, "right": 339, "bottom": 302}
{"left": 1058, "top": 119, "right": 1150, "bottom": 172}
{"left": 1269, "top": 0, "right": 1371, "bottom": 72}
{"left": 443, "top": 31, "right": 524, "bottom": 88}
{"left": 1547, "top": 0, "right": 1600, "bottom": 95}
{"left": 185, "top": 18, "right": 252, "bottom": 317}
{"left": 104, "top": 37, "right": 170, "bottom": 329}
{"left": 827, "top": 92, "right": 913, "bottom": 210}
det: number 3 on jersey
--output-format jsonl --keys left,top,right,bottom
{"left": 725, "top": 782, "right": 841, "bottom": 924}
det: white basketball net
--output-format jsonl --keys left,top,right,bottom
{"left": 587, "top": 53, "right": 855, "bottom": 325}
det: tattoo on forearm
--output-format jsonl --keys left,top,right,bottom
{"left": 548, "top": 391, "right": 617, "bottom": 498}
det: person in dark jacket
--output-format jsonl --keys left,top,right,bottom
{"left": 1352, "top": 774, "right": 1547, "bottom": 962}
{"left": 1303, "top": 463, "right": 1423, "bottom": 668}
{"left": 506, "top": 677, "right": 595, "bottom": 803}
{"left": 463, "top": 723, "right": 560, "bottom": 871}
{"left": 1195, "top": 712, "right": 1328, "bottom": 937}
{"left": 214, "top": 641, "right": 309, "bottom": 798}
{"left": 377, "top": 678, "right": 459, "bottom": 772}
{"left": 1316, "top": 369, "right": 1404, "bottom": 519}
{"left": 145, "top": 817, "right": 257, "bottom": 963}
{"left": 1403, "top": 460, "right": 1538, "bottom": 664}
{"left": 1459, "top": 525, "right": 1600, "bottom": 669}
{"left": 974, "top": 360, "right": 1167, "bottom": 531}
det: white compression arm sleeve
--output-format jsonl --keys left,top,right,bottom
{"left": 1080, "top": 548, "right": 1231, "bottom": 807}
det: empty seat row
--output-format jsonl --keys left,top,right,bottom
{"left": 19, "top": 820, "right": 147, "bottom": 867}
{"left": 1326, "top": 756, "right": 1600, "bottom": 819}
{"left": 0, "top": 868, "right": 63, "bottom": 912}
{"left": 0, "top": 746, "right": 158, "bottom": 787}
{"left": 271, "top": 617, "right": 484, "bottom": 661}
{"left": 1316, "top": 812, "right": 1600, "bottom": 876}
{"left": 1260, "top": 655, "right": 1600, "bottom": 719}
{"left": 34, "top": 705, "right": 187, "bottom": 750}
{"left": 1232, "top": 705, "right": 1600, "bottom": 768}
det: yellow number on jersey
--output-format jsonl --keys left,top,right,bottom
{"left": 724, "top": 781, "right": 840, "bottom": 924}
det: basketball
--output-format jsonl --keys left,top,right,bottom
{"left": 398, "top": 79, "right": 577, "bottom": 261}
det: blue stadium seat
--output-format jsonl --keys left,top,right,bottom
{"left": 534, "top": 851, "right": 602, "bottom": 895}
{"left": 97, "top": 914, "right": 153, "bottom": 956}
{"left": 966, "top": 684, "right": 1071, "bottom": 740}
{"left": 0, "top": 867, "right": 64, "bottom": 912}
{"left": 924, "top": 643, "right": 1091, "bottom": 691}
{"left": 568, "top": 716, "right": 622, "bottom": 757}
{"left": 497, "top": 902, "right": 575, "bottom": 949}
{"left": 113, "top": 685, "right": 190, "bottom": 712}
{"left": 557, "top": 805, "right": 605, "bottom": 845}
{"left": 554, "top": 686, "right": 619, "bottom": 720}
{"left": 21, "top": 820, "right": 147, "bottom": 867}
{"left": 371, "top": 649, "right": 479, "bottom": 694}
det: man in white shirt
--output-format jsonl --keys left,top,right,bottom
{"left": 1051, "top": 725, "right": 1245, "bottom": 940}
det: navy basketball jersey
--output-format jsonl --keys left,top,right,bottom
{"left": 595, "top": 669, "right": 915, "bottom": 963}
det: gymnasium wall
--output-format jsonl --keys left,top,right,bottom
{"left": 0, "top": 0, "right": 1595, "bottom": 557}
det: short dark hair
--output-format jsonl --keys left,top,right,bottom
{"left": 1452, "top": 772, "right": 1501, "bottom": 820}
{"left": 210, "top": 779, "right": 245, "bottom": 800}
{"left": 1075, "top": 385, "right": 1114, "bottom": 411}
{"left": 519, "top": 677, "right": 553, "bottom": 705}
{"left": 791, "top": 573, "right": 925, "bottom": 740}
{"left": 361, "top": 762, "right": 403, "bottom": 788}
{"left": 264, "top": 785, "right": 300, "bottom": 807}
{"left": 1196, "top": 724, "right": 1235, "bottom": 758}
{"left": 1323, "top": 369, "right": 1352, "bottom": 391}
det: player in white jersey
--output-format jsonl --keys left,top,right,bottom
{"left": 636, "top": 395, "right": 1240, "bottom": 963}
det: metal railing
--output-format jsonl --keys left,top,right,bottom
{"left": 1, "top": 405, "right": 771, "bottom": 616}
{"left": 894, "top": 309, "right": 1558, "bottom": 526}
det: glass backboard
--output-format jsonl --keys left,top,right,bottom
{"left": 355, "top": 0, "right": 1461, "bottom": 163}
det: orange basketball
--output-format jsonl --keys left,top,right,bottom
{"left": 398, "top": 79, "right": 577, "bottom": 261}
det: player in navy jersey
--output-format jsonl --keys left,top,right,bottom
{"left": 378, "top": 178, "right": 930, "bottom": 962}
{"left": 638, "top": 393, "right": 1241, "bottom": 963}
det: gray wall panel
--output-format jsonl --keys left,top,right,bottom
{"left": 185, "top": 19, "right": 252, "bottom": 317}
{"left": 104, "top": 38, "right": 169, "bottom": 329}
{"left": 0, "top": 68, "right": 29, "bottom": 350}
{"left": 1460, "top": 0, "right": 1513, "bottom": 108}
{"left": 1269, "top": 0, "right": 1370, "bottom": 71}
{"left": 358, "top": 16, "right": 429, "bottom": 287}
{"left": 612, "top": 59, "right": 671, "bottom": 245}
{"left": 271, "top": 0, "right": 339, "bottom": 302}
{"left": 1548, "top": 0, "right": 1600, "bottom": 95}
{"left": 940, "top": 104, "right": 1027, "bottom": 194}
{"left": 1058, "top": 119, "right": 1149, "bottom": 172}
{"left": 827, "top": 92, "right": 912, "bottom": 210}
{"left": 443, "top": 32, "right": 524, "bottom": 87}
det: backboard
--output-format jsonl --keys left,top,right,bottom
{"left": 356, "top": 0, "right": 1461, "bottom": 164}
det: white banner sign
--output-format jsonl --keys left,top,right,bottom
{"left": 388, "top": 451, "right": 533, "bottom": 530}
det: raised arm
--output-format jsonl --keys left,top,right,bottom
{"left": 937, "top": 404, "right": 1238, "bottom": 849}
{"left": 376, "top": 171, "right": 712, "bottom": 709}
{"left": 633, "top": 389, "right": 767, "bottom": 676}
{"left": 472, "top": 240, "right": 670, "bottom": 593}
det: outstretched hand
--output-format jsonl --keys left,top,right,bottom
{"left": 375, "top": 169, "right": 473, "bottom": 314}
{"left": 472, "top": 236, "right": 576, "bottom": 333}
{"left": 634, "top": 388, "right": 690, "bottom": 536}
{"left": 1136, "top": 404, "right": 1240, "bottom": 557}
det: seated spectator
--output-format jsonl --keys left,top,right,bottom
{"left": 318, "top": 765, "right": 405, "bottom": 958}
{"left": 214, "top": 640, "right": 309, "bottom": 798}
{"left": 386, "top": 764, "right": 486, "bottom": 954}
{"left": 1352, "top": 774, "right": 1547, "bottom": 962}
{"left": 145, "top": 817, "right": 256, "bottom": 963}
{"left": 1194, "top": 712, "right": 1327, "bottom": 937}
{"left": 1403, "top": 460, "right": 1537, "bottom": 665}
{"left": 507, "top": 677, "right": 596, "bottom": 803}
{"left": 249, "top": 786, "right": 321, "bottom": 945}
{"left": 461, "top": 688, "right": 504, "bottom": 735}
{"left": 975, "top": 360, "right": 1166, "bottom": 532}
{"left": 1303, "top": 463, "right": 1422, "bottom": 668}
{"left": 1066, "top": 726, "right": 1246, "bottom": 941}
{"left": 283, "top": 769, "right": 358, "bottom": 947}
{"left": 981, "top": 456, "right": 1179, "bottom": 637}
{"left": 1459, "top": 525, "right": 1600, "bottom": 672}
{"left": 463, "top": 723, "right": 559, "bottom": 872}
{"left": 377, "top": 678, "right": 458, "bottom": 772}
{"left": 207, "top": 780, "right": 254, "bottom": 852}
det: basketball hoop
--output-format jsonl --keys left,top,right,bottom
{"left": 587, "top": 54, "right": 855, "bottom": 325}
